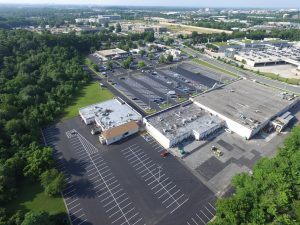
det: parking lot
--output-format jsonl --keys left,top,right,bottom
{"left": 43, "top": 117, "right": 216, "bottom": 225}
{"left": 89, "top": 51, "right": 236, "bottom": 114}
{"left": 181, "top": 103, "right": 300, "bottom": 195}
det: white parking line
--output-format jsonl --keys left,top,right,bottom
{"left": 122, "top": 144, "right": 188, "bottom": 214}
{"left": 205, "top": 206, "right": 214, "bottom": 216}
{"left": 69, "top": 203, "right": 80, "bottom": 211}
{"left": 200, "top": 210, "right": 210, "bottom": 221}
{"left": 208, "top": 202, "right": 216, "bottom": 211}
{"left": 66, "top": 130, "right": 144, "bottom": 225}
{"left": 77, "top": 219, "right": 88, "bottom": 225}
{"left": 196, "top": 213, "right": 206, "bottom": 224}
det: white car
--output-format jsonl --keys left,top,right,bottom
{"left": 225, "top": 128, "right": 233, "bottom": 134}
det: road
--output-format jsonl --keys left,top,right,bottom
{"left": 181, "top": 45, "right": 300, "bottom": 95}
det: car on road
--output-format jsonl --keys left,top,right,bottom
{"left": 160, "top": 150, "right": 169, "bottom": 157}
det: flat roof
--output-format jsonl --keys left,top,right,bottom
{"left": 193, "top": 79, "right": 298, "bottom": 130}
{"left": 96, "top": 48, "right": 127, "bottom": 57}
{"left": 146, "top": 102, "right": 223, "bottom": 140}
{"left": 79, "top": 98, "right": 141, "bottom": 130}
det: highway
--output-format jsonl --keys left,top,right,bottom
{"left": 181, "top": 45, "right": 300, "bottom": 95}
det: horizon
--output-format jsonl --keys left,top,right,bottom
{"left": 0, "top": 1, "right": 299, "bottom": 9}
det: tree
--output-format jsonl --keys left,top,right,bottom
{"left": 191, "top": 31, "right": 198, "bottom": 39}
{"left": 144, "top": 32, "right": 155, "bottom": 42}
{"left": 103, "top": 21, "right": 109, "bottom": 28}
{"left": 122, "top": 56, "right": 133, "bottom": 69}
{"left": 159, "top": 54, "right": 166, "bottom": 64}
{"left": 137, "top": 61, "right": 145, "bottom": 69}
{"left": 0, "top": 208, "right": 7, "bottom": 225}
{"left": 21, "top": 211, "right": 53, "bottom": 225}
{"left": 166, "top": 54, "right": 173, "bottom": 63}
{"left": 105, "top": 60, "right": 113, "bottom": 70}
{"left": 165, "top": 38, "right": 174, "bottom": 46}
{"left": 109, "top": 26, "right": 115, "bottom": 32}
{"left": 139, "top": 49, "right": 146, "bottom": 57}
{"left": 8, "top": 210, "right": 25, "bottom": 225}
{"left": 40, "top": 169, "right": 65, "bottom": 196}
{"left": 23, "top": 143, "right": 54, "bottom": 178}
{"left": 148, "top": 52, "right": 154, "bottom": 60}
{"left": 115, "top": 23, "right": 121, "bottom": 33}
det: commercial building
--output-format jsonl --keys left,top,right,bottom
{"left": 165, "top": 49, "right": 182, "bottom": 59}
{"left": 144, "top": 102, "right": 224, "bottom": 148}
{"left": 234, "top": 46, "right": 300, "bottom": 67}
{"left": 213, "top": 38, "right": 290, "bottom": 53}
{"left": 93, "top": 48, "right": 129, "bottom": 61}
{"left": 79, "top": 98, "right": 142, "bottom": 145}
{"left": 75, "top": 14, "right": 121, "bottom": 24}
{"left": 192, "top": 79, "right": 299, "bottom": 139}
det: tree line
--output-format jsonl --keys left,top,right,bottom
{"left": 183, "top": 29, "right": 300, "bottom": 45}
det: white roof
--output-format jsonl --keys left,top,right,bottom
{"left": 79, "top": 98, "right": 142, "bottom": 130}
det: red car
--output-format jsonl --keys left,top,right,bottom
{"left": 160, "top": 150, "right": 169, "bottom": 157}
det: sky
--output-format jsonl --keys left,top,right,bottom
{"left": 0, "top": 0, "right": 299, "bottom": 8}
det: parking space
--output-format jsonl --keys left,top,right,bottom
{"left": 135, "top": 75, "right": 176, "bottom": 102}
{"left": 186, "top": 201, "right": 216, "bottom": 225}
{"left": 180, "top": 62, "right": 236, "bottom": 84}
{"left": 142, "top": 133, "right": 165, "bottom": 153}
{"left": 65, "top": 129, "right": 145, "bottom": 225}
{"left": 121, "top": 144, "right": 189, "bottom": 214}
{"left": 161, "top": 69, "right": 206, "bottom": 92}
{"left": 43, "top": 127, "right": 89, "bottom": 225}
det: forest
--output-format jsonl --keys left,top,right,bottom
{"left": 0, "top": 29, "right": 92, "bottom": 224}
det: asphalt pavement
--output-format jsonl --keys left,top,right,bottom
{"left": 181, "top": 45, "right": 300, "bottom": 94}
{"left": 43, "top": 117, "right": 217, "bottom": 225}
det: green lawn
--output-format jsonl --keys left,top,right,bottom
{"left": 212, "top": 42, "right": 228, "bottom": 47}
{"left": 62, "top": 82, "right": 114, "bottom": 120}
{"left": 6, "top": 181, "right": 66, "bottom": 216}
{"left": 192, "top": 59, "right": 239, "bottom": 78}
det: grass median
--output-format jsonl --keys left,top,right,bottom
{"left": 192, "top": 59, "right": 239, "bottom": 78}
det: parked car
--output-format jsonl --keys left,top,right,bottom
{"left": 225, "top": 128, "right": 233, "bottom": 134}
{"left": 160, "top": 150, "right": 169, "bottom": 157}
{"left": 91, "top": 127, "right": 101, "bottom": 135}
{"left": 211, "top": 146, "right": 223, "bottom": 157}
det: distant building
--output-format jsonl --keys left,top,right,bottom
{"left": 93, "top": 48, "right": 129, "bottom": 61}
{"left": 165, "top": 49, "right": 181, "bottom": 59}
{"left": 75, "top": 14, "right": 121, "bottom": 25}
